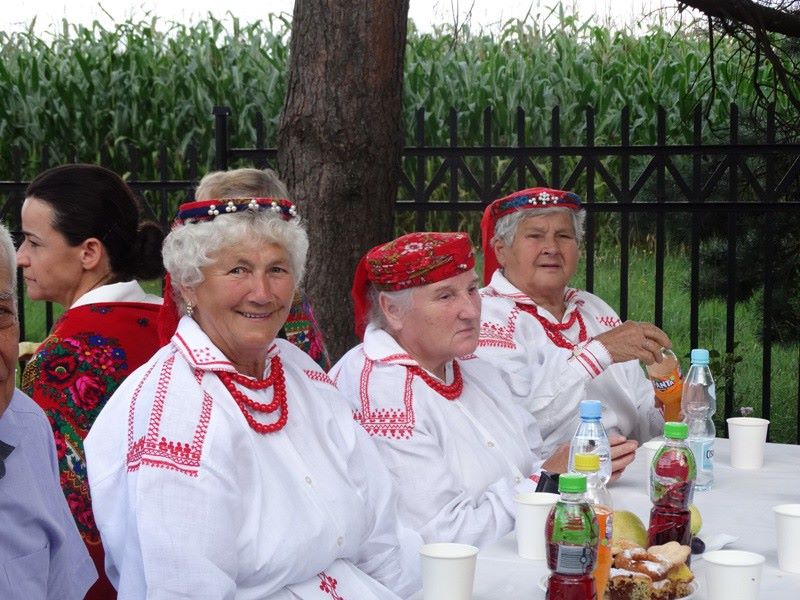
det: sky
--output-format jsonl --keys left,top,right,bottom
{"left": 3, "top": 1, "right": 694, "bottom": 34}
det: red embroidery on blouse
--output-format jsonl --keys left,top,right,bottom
{"left": 304, "top": 369, "right": 336, "bottom": 387}
{"left": 516, "top": 302, "right": 588, "bottom": 348}
{"left": 353, "top": 361, "right": 415, "bottom": 439}
{"left": 318, "top": 572, "right": 345, "bottom": 600}
{"left": 380, "top": 352, "right": 414, "bottom": 363}
{"left": 478, "top": 307, "right": 520, "bottom": 350}
{"left": 127, "top": 355, "right": 212, "bottom": 477}
{"left": 596, "top": 315, "right": 622, "bottom": 328}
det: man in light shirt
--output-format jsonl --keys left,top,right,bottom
{"left": 0, "top": 223, "right": 96, "bottom": 599}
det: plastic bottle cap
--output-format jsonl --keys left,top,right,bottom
{"left": 663, "top": 421, "right": 689, "bottom": 439}
{"left": 573, "top": 453, "right": 600, "bottom": 472}
{"left": 690, "top": 348, "right": 710, "bottom": 365}
{"left": 579, "top": 400, "right": 603, "bottom": 419}
{"left": 559, "top": 473, "right": 587, "bottom": 493}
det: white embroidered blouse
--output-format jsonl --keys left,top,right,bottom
{"left": 477, "top": 270, "right": 664, "bottom": 455}
{"left": 85, "top": 317, "right": 421, "bottom": 600}
{"left": 330, "top": 324, "right": 545, "bottom": 550}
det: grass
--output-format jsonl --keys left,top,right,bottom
{"left": 19, "top": 248, "right": 798, "bottom": 444}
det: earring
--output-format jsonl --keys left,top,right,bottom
{"left": 186, "top": 301, "right": 194, "bottom": 317}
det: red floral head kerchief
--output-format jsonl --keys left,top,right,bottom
{"left": 351, "top": 232, "right": 476, "bottom": 339}
{"left": 480, "top": 187, "right": 582, "bottom": 284}
{"left": 157, "top": 197, "right": 299, "bottom": 344}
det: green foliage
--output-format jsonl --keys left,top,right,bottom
{"left": 0, "top": 5, "right": 795, "bottom": 182}
{"left": 0, "top": 13, "right": 290, "bottom": 177}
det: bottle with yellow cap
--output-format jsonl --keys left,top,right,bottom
{"left": 574, "top": 453, "right": 613, "bottom": 600}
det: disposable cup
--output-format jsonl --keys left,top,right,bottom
{"left": 642, "top": 439, "right": 663, "bottom": 466}
{"left": 703, "top": 550, "right": 764, "bottom": 600}
{"left": 513, "top": 492, "right": 560, "bottom": 559}
{"left": 773, "top": 504, "right": 800, "bottom": 573}
{"left": 419, "top": 542, "right": 479, "bottom": 600}
{"left": 727, "top": 417, "right": 770, "bottom": 469}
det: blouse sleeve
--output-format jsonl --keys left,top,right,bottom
{"left": 373, "top": 422, "right": 536, "bottom": 550}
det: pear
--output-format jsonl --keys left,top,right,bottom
{"left": 689, "top": 504, "right": 702, "bottom": 536}
{"left": 612, "top": 510, "right": 648, "bottom": 548}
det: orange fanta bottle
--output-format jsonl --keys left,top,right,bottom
{"left": 646, "top": 348, "right": 683, "bottom": 422}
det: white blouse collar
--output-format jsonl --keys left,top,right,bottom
{"left": 70, "top": 280, "right": 162, "bottom": 309}
{"left": 171, "top": 316, "right": 278, "bottom": 376}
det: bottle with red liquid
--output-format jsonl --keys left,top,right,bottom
{"left": 648, "top": 422, "right": 696, "bottom": 555}
{"left": 545, "top": 473, "right": 599, "bottom": 600}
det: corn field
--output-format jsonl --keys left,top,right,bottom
{"left": 0, "top": 5, "right": 794, "bottom": 181}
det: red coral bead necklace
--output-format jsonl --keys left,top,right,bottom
{"left": 216, "top": 355, "right": 288, "bottom": 434}
{"left": 406, "top": 360, "right": 464, "bottom": 400}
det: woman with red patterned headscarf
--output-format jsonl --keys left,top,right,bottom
{"left": 477, "top": 187, "right": 673, "bottom": 481}
{"left": 331, "top": 232, "right": 567, "bottom": 550}
{"left": 17, "top": 164, "right": 164, "bottom": 600}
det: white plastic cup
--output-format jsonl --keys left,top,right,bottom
{"left": 642, "top": 439, "right": 663, "bottom": 466}
{"left": 703, "top": 550, "right": 764, "bottom": 600}
{"left": 419, "top": 542, "right": 479, "bottom": 600}
{"left": 773, "top": 504, "right": 800, "bottom": 573}
{"left": 727, "top": 417, "right": 770, "bottom": 469}
{"left": 514, "top": 492, "right": 560, "bottom": 559}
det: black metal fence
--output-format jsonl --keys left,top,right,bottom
{"left": 2, "top": 104, "right": 799, "bottom": 442}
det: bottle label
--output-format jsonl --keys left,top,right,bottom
{"left": 688, "top": 439, "right": 714, "bottom": 471}
{"left": 555, "top": 545, "right": 594, "bottom": 575}
{"left": 652, "top": 374, "right": 679, "bottom": 393}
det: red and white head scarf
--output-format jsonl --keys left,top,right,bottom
{"left": 480, "top": 187, "right": 582, "bottom": 284}
{"left": 351, "top": 231, "right": 476, "bottom": 339}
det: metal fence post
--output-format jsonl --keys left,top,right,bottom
{"left": 213, "top": 106, "right": 232, "bottom": 171}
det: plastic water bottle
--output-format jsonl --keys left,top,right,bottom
{"left": 574, "top": 454, "right": 613, "bottom": 600}
{"left": 545, "top": 473, "right": 598, "bottom": 600}
{"left": 646, "top": 347, "right": 684, "bottom": 422}
{"left": 569, "top": 400, "right": 612, "bottom": 484}
{"left": 681, "top": 348, "right": 716, "bottom": 491}
{"left": 647, "top": 422, "right": 696, "bottom": 553}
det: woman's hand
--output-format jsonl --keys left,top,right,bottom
{"left": 609, "top": 433, "right": 638, "bottom": 484}
{"left": 594, "top": 320, "right": 672, "bottom": 366}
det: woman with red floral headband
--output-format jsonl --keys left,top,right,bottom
{"left": 331, "top": 232, "right": 567, "bottom": 549}
{"left": 17, "top": 163, "right": 164, "bottom": 600}
{"left": 476, "top": 187, "right": 672, "bottom": 480}
{"left": 85, "top": 197, "right": 421, "bottom": 599}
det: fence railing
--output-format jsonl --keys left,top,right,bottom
{"left": 2, "top": 103, "right": 799, "bottom": 443}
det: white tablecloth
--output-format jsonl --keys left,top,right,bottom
{"left": 411, "top": 438, "right": 800, "bottom": 599}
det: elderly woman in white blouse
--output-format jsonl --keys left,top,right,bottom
{"left": 331, "top": 232, "right": 567, "bottom": 550}
{"left": 477, "top": 187, "right": 673, "bottom": 479}
{"left": 85, "top": 198, "right": 421, "bottom": 599}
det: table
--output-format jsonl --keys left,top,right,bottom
{"left": 412, "top": 438, "right": 800, "bottom": 599}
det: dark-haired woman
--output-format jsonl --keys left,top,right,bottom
{"left": 17, "top": 163, "right": 165, "bottom": 600}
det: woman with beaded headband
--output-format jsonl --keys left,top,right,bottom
{"left": 476, "top": 187, "right": 673, "bottom": 480}
{"left": 85, "top": 198, "right": 422, "bottom": 598}
{"left": 331, "top": 232, "right": 568, "bottom": 549}
{"left": 190, "top": 167, "right": 330, "bottom": 369}
{"left": 16, "top": 163, "right": 164, "bottom": 600}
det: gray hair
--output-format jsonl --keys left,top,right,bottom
{"left": 195, "top": 168, "right": 289, "bottom": 200}
{"left": 0, "top": 224, "right": 17, "bottom": 307}
{"left": 492, "top": 207, "right": 586, "bottom": 247}
{"left": 366, "top": 284, "right": 416, "bottom": 332}
{"left": 162, "top": 209, "right": 308, "bottom": 314}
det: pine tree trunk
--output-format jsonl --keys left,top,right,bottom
{"left": 278, "top": 1, "right": 409, "bottom": 362}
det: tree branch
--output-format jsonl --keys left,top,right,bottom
{"left": 679, "top": 0, "right": 800, "bottom": 38}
